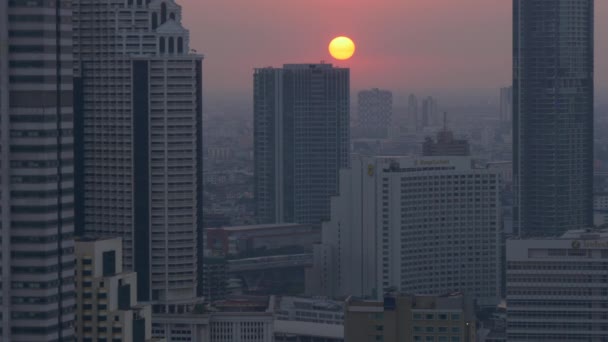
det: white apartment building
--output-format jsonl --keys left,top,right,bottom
{"left": 506, "top": 229, "right": 608, "bottom": 341}
{"left": 308, "top": 155, "right": 501, "bottom": 307}
{"left": 73, "top": 0, "right": 204, "bottom": 307}
{"left": 75, "top": 237, "right": 155, "bottom": 342}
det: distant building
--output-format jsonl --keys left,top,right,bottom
{"left": 421, "top": 96, "right": 439, "bottom": 128}
{"left": 513, "top": 0, "right": 594, "bottom": 236}
{"left": 499, "top": 87, "right": 512, "bottom": 122}
{"left": 308, "top": 155, "right": 502, "bottom": 307}
{"left": 408, "top": 94, "right": 419, "bottom": 131}
{"left": 422, "top": 120, "right": 470, "bottom": 156}
{"left": 274, "top": 296, "right": 344, "bottom": 325}
{"left": 75, "top": 238, "right": 155, "bottom": 342}
{"left": 254, "top": 63, "right": 350, "bottom": 225}
{"left": 152, "top": 296, "right": 275, "bottom": 341}
{"left": 357, "top": 88, "right": 393, "bottom": 139}
{"left": 344, "top": 293, "right": 476, "bottom": 342}
{"left": 506, "top": 229, "right": 608, "bottom": 341}
{"left": 205, "top": 223, "right": 320, "bottom": 257}
{"left": 201, "top": 257, "right": 228, "bottom": 302}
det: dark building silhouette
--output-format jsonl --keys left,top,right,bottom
{"left": 422, "top": 114, "right": 470, "bottom": 157}
{"left": 513, "top": 0, "right": 594, "bottom": 236}
{"left": 254, "top": 64, "right": 350, "bottom": 225}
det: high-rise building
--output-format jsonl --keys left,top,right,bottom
{"left": 513, "top": 0, "right": 594, "bottom": 236}
{"left": 421, "top": 96, "right": 439, "bottom": 128}
{"left": 499, "top": 86, "right": 512, "bottom": 122}
{"left": 74, "top": 237, "right": 154, "bottom": 342}
{"left": 506, "top": 229, "right": 608, "bottom": 341}
{"left": 357, "top": 88, "right": 392, "bottom": 139}
{"left": 254, "top": 63, "right": 350, "bottom": 226}
{"left": 344, "top": 293, "right": 476, "bottom": 342}
{"left": 308, "top": 155, "right": 502, "bottom": 306}
{"left": 0, "top": 1, "right": 76, "bottom": 341}
{"left": 408, "top": 94, "right": 419, "bottom": 131}
{"left": 73, "top": 0, "right": 204, "bottom": 307}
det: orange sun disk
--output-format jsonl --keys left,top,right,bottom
{"left": 329, "top": 36, "right": 356, "bottom": 60}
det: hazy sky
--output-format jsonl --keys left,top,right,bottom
{"left": 180, "top": 0, "right": 607, "bottom": 104}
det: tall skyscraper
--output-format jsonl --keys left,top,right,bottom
{"left": 73, "top": 0, "right": 204, "bottom": 306}
{"left": 0, "top": 1, "right": 75, "bottom": 341}
{"left": 514, "top": 0, "right": 594, "bottom": 236}
{"left": 499, "top": 86, "right": 513, "bottom": 122}
{"left": 357, "top": 88, "right": 392, "bottom": 139}
{"left": 254, "top": 64, "right": 350, "bottom": 226}
{"left": 408, "top": 94, "right": 419, "bottom": 131}
{"left": 308, "top": 155, "right": 502, "bottom": 306}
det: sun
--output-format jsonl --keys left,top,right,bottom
{"left": 329, "top": 36, "right": 356, "bottom": 61}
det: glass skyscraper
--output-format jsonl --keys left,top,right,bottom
{"left": 513, "top": 0, "right": 594, "bottom": 236}
{"left": 254, "top": 64, "right": 350, "bottom": 226}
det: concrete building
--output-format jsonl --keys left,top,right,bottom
{"left": 499, "top": 86, "right": 512, "bottom": 123}
{"left": 254, "top": 63, "right": 350, "bottom": 226}
{"left": 308, "top": 155, "right": 501, "bottom": 307}
{"left": 0, "top": 1, "right": 76, "bottom": 341}
{"left": 513, "top": 0, "right": 594, "bottom": 236}
{"left": 152, "top": 296, "right": 275, "bottom": 342}
{"left": 344, "top": 293, "right": 476, "bottom": 342}
{"left": 357, "top": 88, "right": 393, "bottom": 139}
{"left": 205, "top": 223, "right": 320, "bottom": 257}
{"left": 73, "top": 0, "right": 204, "bottom": 306}
{"left": 506, "top": 229, "right": 608, "bottom": 341}
{"left": 75, "top": 237, "right": 155, "bottom": 342}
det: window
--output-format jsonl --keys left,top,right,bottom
{"left": 413, "top": 313, "right": 422, "bottom": 320}
{"left": 426, "top": 313, "right": 434, "bottom": 320}
{"left": 439, "top": 313, "right": 448, "bottom": 320}
{"left": 451, "top": 313, "right": 461, "bottom": 320}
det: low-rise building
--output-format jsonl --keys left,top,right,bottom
{"left": 75, "top": 237, "right": 156, "bottom": 342}
{"left": 345, "top": 293, "right": 476, "bottom": 342}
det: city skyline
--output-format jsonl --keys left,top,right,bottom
{"left": 179, "top": 0, "right": 608, "bottom": 103}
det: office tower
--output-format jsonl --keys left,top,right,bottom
{"left": 499, "top": 86, "right": 512, "bottom": 122}
{"left": 506, "top": 229, "right": 608, "bottom": 341}
{"left": 357, "top": 88, "right": 392, "bottom": 139}
{"left": 254, "top": 64, "right": 350, "bottom": 225}
{"left": 73, "top": 0, "right": 204, "bottom": 306}
{"left": 0, "top": 1, "right": 75, "bottom": 341}
{"left": 408, "top": 94, "right": 419, "bottom": 130}
{"left": 345, "top": 293, "right": 476, "bottom": 342}
{"left": 423, "top": 114, "right": 470, "bottom": 156}
{"left": 75, "top": 237, "right": 153, "bottom": 342}
{"left": 421, "top": 96, "right": 439, "bottom": 128}
{"left": 308, "top": 155, "right": 502, "bottom": 306}
{"left": 513, "top": 0, "right": 594, "bottom": 236}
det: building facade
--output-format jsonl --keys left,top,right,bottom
{"left": 0, "top": 1, "right": 76, "bottom": 341}
{"left": 506, "top": 229, "right": 608, "bottom": 341}
{"left": 422, "top": 130, "right": 470, "bottom": 157}
{"left": 254, "top": 63, "right": 350, "bottom": 226}
{"left": 308, "top": 155, "right": 501, "bottom": 306}
{"left": 73, "top": 0, "right": 204, "bottom": 306}
{"left": 499, "top": 86, "right": 512, "bottom": 123}
{"left": 345, "top": 293, "right": 476, "bottom": 342}
{"left": 357, "top": 88, "right": 392, "bottom": 139}
{"left": 513, "top": 0, "right": 594, "bottom": 236}
{"left": 75, "top": 237, "right": 154, "bottom": 342}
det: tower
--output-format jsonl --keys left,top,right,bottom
{"left": 513, "top": 0, "right": 594, "bottom": 236}
{"left": 254, "top": 64, "right": 350, "bottom": 226}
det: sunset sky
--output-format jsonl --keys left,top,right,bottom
{"left": 180, "top": 0, "right": 607, "bottom": 103}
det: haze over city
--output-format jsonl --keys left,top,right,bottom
{"left": 181, "top": 0, "right": 608, "bottom": 105}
